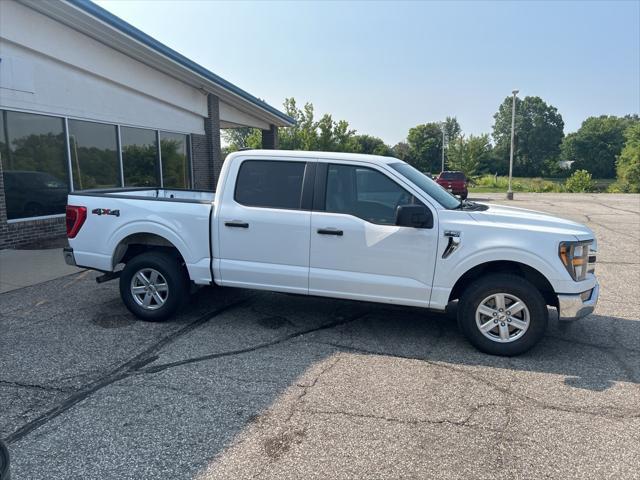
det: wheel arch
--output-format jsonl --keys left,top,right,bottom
{"left": 448, "top": 260, "right": 558, "bottom": 308}
{"left": 112, "top": 232, "right": 187, "bottom": 271}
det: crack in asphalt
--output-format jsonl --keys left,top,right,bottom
{"left": 310, "top": 340, "right": 640, "bottom": 421}
{"left": 4, "top": 304, "right": 366, "bottom": 445}
{"left": 0, "top": 380, "right": 71, "bottom": 394}
{"left": 586, "top": 218, "right": 639, "bottom": 240}
{"left": 4, "top": 299, "right": 249, "bottom": 445}
{"left": 592, "top": 202, "right": 640, "bottom": 216}
{"left": 247, "top": 355, "right": 344, "bottom": 480}
{"left": 140, "top": 313, "right": 368, "bottom": 375}
{"left": 302, "top": 402, "right": 502, "bottom": 430}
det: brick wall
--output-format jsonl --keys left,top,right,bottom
{"left": 262, "top": 125, "right": 279, "bottom": 149}
{"left": 190, "top": 133, "right": 211, "bottom": 191}
{"left": 191, "top": 94, "right": 222, "bottom": 191}
{"left": 0, "top": 159, "right": 66, "bottom": 249}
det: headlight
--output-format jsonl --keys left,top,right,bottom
{"left": 559, "top": 240, "right": 593, "bottom": 281}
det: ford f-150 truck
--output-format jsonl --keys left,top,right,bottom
{"left": 64, "top": 150, "right": 599, "bottom": 356}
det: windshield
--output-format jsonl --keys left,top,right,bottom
{"left": 389, "top": 162, "right": 461, "bottom": 210}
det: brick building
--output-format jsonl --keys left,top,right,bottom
{"left": 0, "top": 0, "right": 293, "bottom": 248}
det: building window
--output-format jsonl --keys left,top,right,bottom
{"left": 0, "top": 110, "right": 69, "bottom": 220}
{"left": 121, "top": 126, "right": 159, "bottom": 187}
{"left": 160, "top": 131, "right": 190, "bottom": 189}
{"left": 68, "top": 119, "right": 120, "bottom": 190}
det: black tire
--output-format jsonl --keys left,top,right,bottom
{"left": 460, "top": 192, "right": 468, "bottom": 200}
{"left": 457, "top": 274, "right": 548, "bottom": 356}
{"left": 119, "top": 251, "right": 188, "bottom": 322}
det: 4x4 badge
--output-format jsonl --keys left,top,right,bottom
{"left": 92, "top": 208, "right": 120, "bottom": 217}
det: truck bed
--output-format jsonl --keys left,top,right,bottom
{"left": 72, "top": 187, "right": 215, "bottom": 204}
{"left": 67, "top": 188, "right": 215, "bottom": 285}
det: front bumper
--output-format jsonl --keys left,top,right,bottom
{"left": 63, "top": 247, "right": 76, "bottom": 266}
{"left": 557, "top": 282, "right": 599, "bottom": 321}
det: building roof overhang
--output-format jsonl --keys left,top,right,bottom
{"left": 19, "top": 0, "right": 295, "bottom": 128}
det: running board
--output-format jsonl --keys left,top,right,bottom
{"left": 96, "top": 271, "right": 121, "bottom": 284}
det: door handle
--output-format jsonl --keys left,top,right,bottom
{"left": 317, "top": 228, "right": 343, "bottom": 236}
{"left": 225, "top": 221, "right": 249, "bottom": 228}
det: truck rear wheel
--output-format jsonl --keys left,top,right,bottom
{"left": 119, "top": 251, "right": 188, "bottom": 322}
{"left": 457, "top": 274, "right": 548, "bottom": 356}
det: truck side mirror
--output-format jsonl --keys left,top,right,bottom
{"left": 395, "top": 204, "right": 433, "bottom": 229}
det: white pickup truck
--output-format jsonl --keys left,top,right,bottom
{"left": 64, "top": 150, "right": 599, "bottom": 355}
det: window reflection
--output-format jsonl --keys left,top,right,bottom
{"left": 160, "top": 132, "right": 189, "bottom": 189}
{"left": 68, "top": 119, "right": 120, "bottom": 190}
{"left": 121, "top": 126, "right": 159, "bottom": 187}
{"left": 0, "top": 110, "right": 69, "bottom": 220}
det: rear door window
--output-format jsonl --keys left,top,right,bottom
{"left": 235, "top": 160, "right": 306, "bottom": 209}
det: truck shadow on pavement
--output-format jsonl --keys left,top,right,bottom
{"left": 1, "top": 273, "right": 638, "bottom": 479}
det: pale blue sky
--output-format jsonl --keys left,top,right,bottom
{"left": 96, "top": 0, "right": 639, "bottom": 145}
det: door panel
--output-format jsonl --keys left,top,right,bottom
{"left": 310, "top": 212, "right": 437, "bottom": 306}
{"left": 309, "top": 163, "right": 438, "bottom": 306}
{"left": 218, "top": 206, "right": 311, "bottom": 293}
{"left": 217, "top": 159, "right": 312, "bottom": 294}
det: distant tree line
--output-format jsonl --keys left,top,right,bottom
{"left": 223, "top": 96, "right": 639, "bottom": 192}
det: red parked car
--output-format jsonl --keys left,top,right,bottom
{"left": 436, "top": 171, "right": 468, "bottom": 200}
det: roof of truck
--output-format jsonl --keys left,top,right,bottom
{"left": 231, "top": 150, "right": 403, "bottom": 165}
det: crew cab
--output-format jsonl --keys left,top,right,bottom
{"left": 64, "top": 150, "right": 599, "bottom": 356}
{"left": 436, "top": 171, "right": 468, "bottom": 200}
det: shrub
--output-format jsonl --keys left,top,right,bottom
{"left": 564, "top": 169, "right": 595, "bottom": 193}
{"left": 607, "top": 181, "right": 634, "bottom": 193}
{"left": 615, "top": 123, "right": 640, "bottom": 193}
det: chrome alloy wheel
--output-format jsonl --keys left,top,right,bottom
{"left": 475, "top": 293, "right": 530, "bottom": 343}
{"left": 130, "top": 268, "right": 169, "bottom": 310}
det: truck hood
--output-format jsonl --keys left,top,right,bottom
{"left": 468, "top": 203, "right": 596, "bottom": 243}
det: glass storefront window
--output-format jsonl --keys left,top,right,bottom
{"left": 121, "top": 126, "right": 159, "bottom": 187}
{"left": 160, "top": 131, "right": 189, "bottom": 189}
{"left": 0, "top": 109, "right": 193, "bottom": 221}
{"left": 0, "top": 110, "right": 69, "bottom": 220}
{"left": 68, "top": 119, "right": 120, "bottom": 190}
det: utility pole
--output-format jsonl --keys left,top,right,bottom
{"left": 507, "top": 90, "right": 519, "bottom": 200}
{"left": 441, "top": 123, "right": 446, "bottom": 173}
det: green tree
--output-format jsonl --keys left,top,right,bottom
{"left": 447, "top": 134, "right": 491, "bottom": 178}
{"left": 221, "top": 127, "right": 261, "bottom": 156}
{"left": 350, "top": 135, "right": 393, "bottom": 156}
{"left": 561, "top": 115, "right": 639, "bottom": 178}
{"left": 278, "top": 98, "right": 319, "bottom": 150}
{"left": 615, "top": 123, "right": 640, "bottom": 192}
{"left": 406, "top": 123, "right": 443, "bottom": 173}
{"left": 392, "top": 142, "right": 410, "bottom": 161}
{"left": 277, "top": 98, "right": 357, "bottom": 152}
{"left": 443, "top": 116, "right": 461, "bottom": 145}
{"left": 492, "top": 96, "right": 564, "bottom": 176}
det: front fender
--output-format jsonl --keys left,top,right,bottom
{"left": 429, "top": 246, "right": 566, "bottom": 310}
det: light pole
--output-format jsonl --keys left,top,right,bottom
{"left": 441, "top": 123, "right": 446, "bottom": 173}
{"left": 507, "top": 89, "right": 519, "bottom": 200}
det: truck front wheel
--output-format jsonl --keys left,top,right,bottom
{"left": 457, "top": 274, "right": 548, "bottom": 356}
{"left": 119, "top": 251, "right": 188, "bottom": 322}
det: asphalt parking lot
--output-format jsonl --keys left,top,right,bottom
{"left": 1, "top": 193, "right": 639, "bottom": 480}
